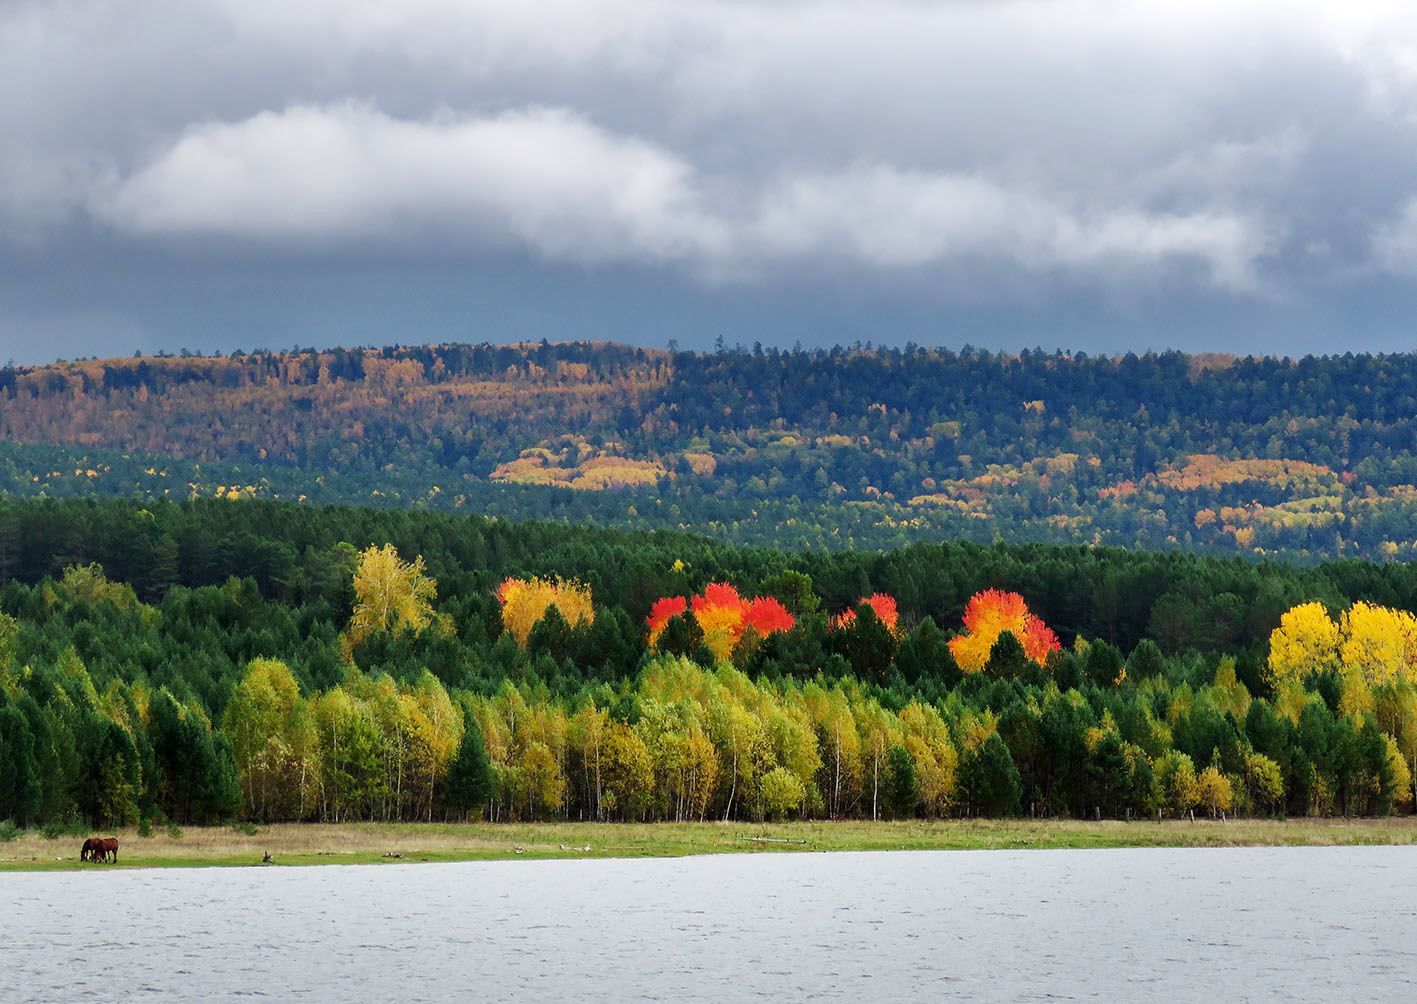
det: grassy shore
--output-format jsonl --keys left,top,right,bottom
{"left": 4, "top": 817, "right": 1417, "bottom": 871}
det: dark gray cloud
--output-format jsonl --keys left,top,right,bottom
{"left": 5, "top": 0, "right": 1417, "bottom": 362}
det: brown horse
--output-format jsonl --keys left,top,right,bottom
{"left": 85, "top": 837, "right": 118, "bottom": 863}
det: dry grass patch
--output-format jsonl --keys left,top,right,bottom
{"left": 4, "top": 816, "right": 1417, "bottom": 871}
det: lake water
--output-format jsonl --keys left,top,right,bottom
{"left": 4, "top": 846, "right": 1415, "bottom": 1002}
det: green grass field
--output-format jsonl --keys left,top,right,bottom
{"left": 4, "top": 817, "right": 1417, "bottom": 871}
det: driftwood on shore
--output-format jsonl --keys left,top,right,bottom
{"left": 741, "top": 836, "right": 809, "bottom": 844}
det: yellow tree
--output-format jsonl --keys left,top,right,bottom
{"left": 568, "top": 701, "right": 610, "bottom": 819}
{"left": 1374, "top": 684, "right": 1417, "bottom": 810}
{"left": 312, "top": 686, "right": 375, "bottom": 821}
{"left": 1208, "top": 658, "right": 1251, "bottom": 722}
{"left": 1384, "top": 734, "right": 1413, "bottom": 813}
{"left": 852, "top": 695, "right": 902, "bottom": 821}
{"left": 898, "top": 702, "right": 957, "bottom": 817}
{"left": 759, "top": 767, "right": 807, "bottom": 820}
{"left": 481, "top": 682, "right": 531, "bottom": 820}
{"left": 497, "top": 576, "right": 594, "bottom": 646}
{"left": 1155, "top": 751, "right": 1199, "bottom": 817}
{"left": 1266, "top": 601, "right": 1340, "bottom": 686}
{"left": 516, "top": 741, "right": 567, "bottom": 820}
{"left": 804, "top": 683, "right": 862, "bottom": 818}
{"left": 522, "top": 703, "right": 570, "bottom": 819}
{"left": 61, "top": 562, "right": 152, "bottom": 618}
{"left": 395, "top": 673, "right": 463, "bottom": 821}
{"left": 708, "top": 695, "right": 770, "bottom": 821}
{"left": 1339, "top": 602, "right": 1417, "bottom": 688}
{"left": 601, "top": 721, "right": 655, "bottom": 821}
{"left": 222, "top": 658, "right": 306, "bottom": 820}
{"left": 634, "top": 697, "right": 690, "bottom": 821}
{"left": 1242, "top": 751, "right": 1285, "bottom": 816}
{"left": 469, "top": 689, "right": 518, "bottom": 820}
{"left": 281, "top": 698, "right": 323, "bottom": 820}
{"left": 360, "top": 674, "right": 407, "bottom": 819}
{"left": 760, "top": 696, "right": 822, "bottom": 808}
{"left": 634, "top": 660, "right": 727, "bottom": 820}
{"left": 1196, "top": 764, "right": 1234, "bottom": 818}
{"left": 344, "top": 544, "right": 437, "bottom": 653}
{"left": 412, "top": 670, "right": 462, "bottom": 797}
{"left": 682, "top": 727, "right": 719, "bottom": 822}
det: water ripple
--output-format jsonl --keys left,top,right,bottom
{"left": 2, "top": 846, "right": 1415, "bottom": 1002}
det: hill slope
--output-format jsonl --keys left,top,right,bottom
{"left": 3, "top": 342, "right": 1416, "bottom": 559}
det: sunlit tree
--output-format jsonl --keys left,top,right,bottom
{"left": 948, "top": 590, "right": 1060, "bottom": 674}
{"left": 1265, "top": 601, "right": 1340, "bottom": 686}
{"left": 1339, "top": 602, "right": 1417, "bottom": 688}
{"left": 345, "top": 544, "right": 437, "bottom": 653}
{"left": 1196, "top": 763, "right": 1234, "bottom": 817}
{"left": 498, "top": 576, "right": 594, "bottom": 646}
{"left": 647, "top": 584, "right": 794, "bottom": 664}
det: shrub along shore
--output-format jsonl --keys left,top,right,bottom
{"left": 3, "top": 818, "right": 1416, "bottom": 871}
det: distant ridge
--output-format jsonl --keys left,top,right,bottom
{"left": 3, "top": 340, "right": 1415, "bottom": 561}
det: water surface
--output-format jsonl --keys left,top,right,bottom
{"left": 4, "top": 846, "right": 1414, "bottom": 1002}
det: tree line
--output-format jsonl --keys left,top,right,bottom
{"left": 1, "top": 497, "right": 1415, "bottom": 828}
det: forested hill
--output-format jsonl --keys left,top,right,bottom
{"left": 3, "top": 342, "right": 1416, "bottom": 560}
{"left": 3, "top": 495, "right": 1417, "bottom": 828}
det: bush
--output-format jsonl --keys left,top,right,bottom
{"left": 0, "top": 820, "right": 20, "bottom": 842}
{"left": 167, "top": 822, "right": 184, "bottom": 840}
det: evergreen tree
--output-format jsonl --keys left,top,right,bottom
{"left": 886, "top": 744, "right": 917, "bottom": 818}
{"left": 985, "top": 631, "right": 1029, "bottom": 679}
{"left": 443, "top": 713, "right": 494, "bottom": 819}
{"left": 959, "top": 733, "right": 1021, "bottom": 816}
{"left": 0, "top": 702, "right": 41, "bottom": 826}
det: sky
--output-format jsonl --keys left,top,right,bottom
{"left": 6, "top": 0, "right": 1417, "bottom": 365}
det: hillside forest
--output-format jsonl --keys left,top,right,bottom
{"left": 2, "top": 498, "right": 1416, "bottom": 831}
{"left": 3, "top": 343, "right": 1417, "bottom": 559}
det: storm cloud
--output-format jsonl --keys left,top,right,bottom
{"left": 5, "top": 0, "right": 1417, "bottom": 361}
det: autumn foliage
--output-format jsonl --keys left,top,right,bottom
{"left": 344, "top": 543, "right": 438, "bottom": 654}
{"left": 1268, "top": 600, "right": 1417, "bottom": 688}
{"left": 947, "top": 589, "right": 1060, "bottom": 674}
{"left": 830, "top": 594, "right": 901, "bottom": 633}
{"left": 498, "top": 576, "right": 595, "bottom": 645}
{"left": 647, "top": 582, "right": 795, "bottom": 662}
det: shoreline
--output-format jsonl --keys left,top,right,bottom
{"left": 3, "top": 817, "right": 1417, "bottom": 871}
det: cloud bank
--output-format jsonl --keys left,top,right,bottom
{"left": 93, "top": 102, "right": 1267, "bottom": 289}
{"left": 7, "top": 0, "right": 1417, "bottom": 356}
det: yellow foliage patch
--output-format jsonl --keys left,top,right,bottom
{"left": 492, "top": 450, "right": 665, "bottom": 492}
{"left": 498, "top": 576, "right": 594, "bottom": 646}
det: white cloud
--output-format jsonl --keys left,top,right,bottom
{"left": 98, "top": 104, "right": 728, "bottom": 264}
{"left": 94, "top": 104, "right": 1271, "bottom": 288}
{"left": 748, "top": 166, "right": 1270, "bottom": 289}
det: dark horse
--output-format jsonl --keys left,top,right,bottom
{"left": 81, "top": 837, "right": 118, "bottom": 863}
